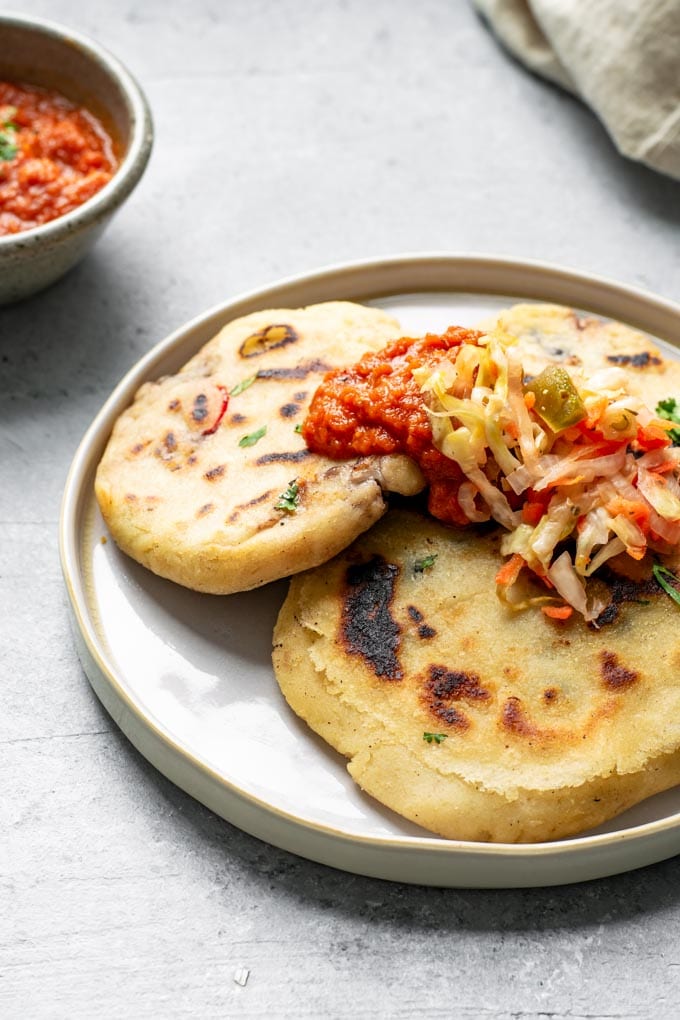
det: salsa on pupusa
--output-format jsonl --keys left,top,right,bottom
{"left": 274, "top": 310, "right": 680, "bottom": 842}
{"left": 0, "top": 80, "right": 118, "bottom": 235}
{"left": 302, "top": 318, "right": 680, "bottom": 623}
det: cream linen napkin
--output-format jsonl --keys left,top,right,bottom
{"left": 474, "top": 0, "right": 680, "bottom": 180}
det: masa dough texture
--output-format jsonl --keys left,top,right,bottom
{"left": 486, "top": 302, "right": 680, "bottom": 411}
{"left": 273, "top": 510, "right": 680, "bottom": 843}
{"left": 95, "top": 302, "right": 423, "bottom": 594}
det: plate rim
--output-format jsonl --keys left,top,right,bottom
{"left": 59, "top": 252, "right": 680, "bottom": 887}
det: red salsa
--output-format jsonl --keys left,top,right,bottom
{"left": 0, "top": 80, "right": 118, "bottom": 236}
{"left": 302, "top": 326, "right": 484, "bottom": 525}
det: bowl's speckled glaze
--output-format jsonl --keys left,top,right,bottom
{"left": 0, "top": 13, "right": 153, "bottom": 304}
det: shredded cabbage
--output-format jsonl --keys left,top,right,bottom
{"left": 419, "top": 326, "right": 680, "bottom": 619}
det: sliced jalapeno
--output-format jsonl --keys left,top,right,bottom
{"left": 524, "top": 365, "right": 586, "bottom": 432}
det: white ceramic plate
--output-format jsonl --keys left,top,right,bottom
{"left": 60, "top": 254, "right": 680, "bottom": 887}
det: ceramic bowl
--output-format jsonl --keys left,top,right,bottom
{"left": 0, "top": 13, "right": 153, "bottom": 304}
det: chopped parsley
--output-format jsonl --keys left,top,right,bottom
{"left": 413, "top": 554, "right": 438, "bottom": 574}
{"left": 238, "top": 425, "right": 267, "bottom": 448}
{"left": 229, "top": 374, "right": 257, "bottom": 397}
{"left": 423, "top": 732, "right": 447, "bottom": 744}
{"left": 652, "top": 564, "right": 680, "bottom": 607}
{"left": 275, "top": 479, "right": 300, "bottom": 513}
{"left": 0, "top": 117, "right": 17, "bottom": 162}
{"left": 656, "top": 397, "right": 680, "bottom": 445}
{"left": 294, "top": 423, "right": 303, "bottom": 434}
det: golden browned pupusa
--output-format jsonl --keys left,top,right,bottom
{"left": 273, "top": 510, "right": 680, "bottom": 843}
{"left": 484, "top": 302, "right": 680, "bottom": 410}
{"left": 94, "top": 302, "right": 424, "bottom": 594}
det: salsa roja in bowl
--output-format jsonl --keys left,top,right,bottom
{"left": 0, "top": 79, "right": 119, "bottom": 236}
{"left": 0, "top": 13, "right": 152, "bottom": 304}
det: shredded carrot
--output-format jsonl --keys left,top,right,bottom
{"left": 605, "top": 496, "right": 651, "bottom": 531}
{"left": 495, "top": 553, "right": 525, "bottom": 586}
{"left": 577, "top": 436, "right": 627, "bottom": 457}
{"left": 523, "top": 391, "right": 536, "bottom": 411}
{"left": 647, "top": 459, "right": 677, "bottom": 475}
{"left": 561, "top": 424, "right": 583, "bottom": 443}
{"left": 636, "top": 423, "right": 671, "bottom": 451}
{"left": 521, "top": 501, "right": 545, "bottom": 526}
{"left": 541, "top": 604, "right": 574, "bottom": 620}
{"left": 626, "top": 547, "right": 647, "bottom": 561}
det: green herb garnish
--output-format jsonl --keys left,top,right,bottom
{"left": 229, "top": 374, "right": 257, "bottom": 397}
{"left": 294, "top": 423, "right": 303, "bottom": 434}
{"left": 0, "top": 119, "right": 17, "bottom": 162}
{"left": 423, "top": 732, "right": 447, "bottom": 744}
{"left": 275, "top": 479, "right": 300, "bottom": 513}
{"left": 238, "top": 425, "right": 267, "bottom": 447}
{"left": 652, "top": 564, "right": 680, "bottom": 607}
{"left": 656, "top": 397, "right": 680, "bottom": 445}
{"left": 414, "top": 554, "right": 438, "bottom": 574}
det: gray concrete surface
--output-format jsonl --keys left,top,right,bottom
{"left": 3, "top": 2, "right": 680, "bottom": 1017}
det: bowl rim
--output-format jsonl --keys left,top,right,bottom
{"left": 0, "top": 11, "right": 153, "bottom": 249}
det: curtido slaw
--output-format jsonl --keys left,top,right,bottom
{"left": 414, "top": 327, "right": 680, "bottom": 622}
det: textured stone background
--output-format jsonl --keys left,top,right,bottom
{"left": 3, "top": 2, "right": 680, "bottom": 1017}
